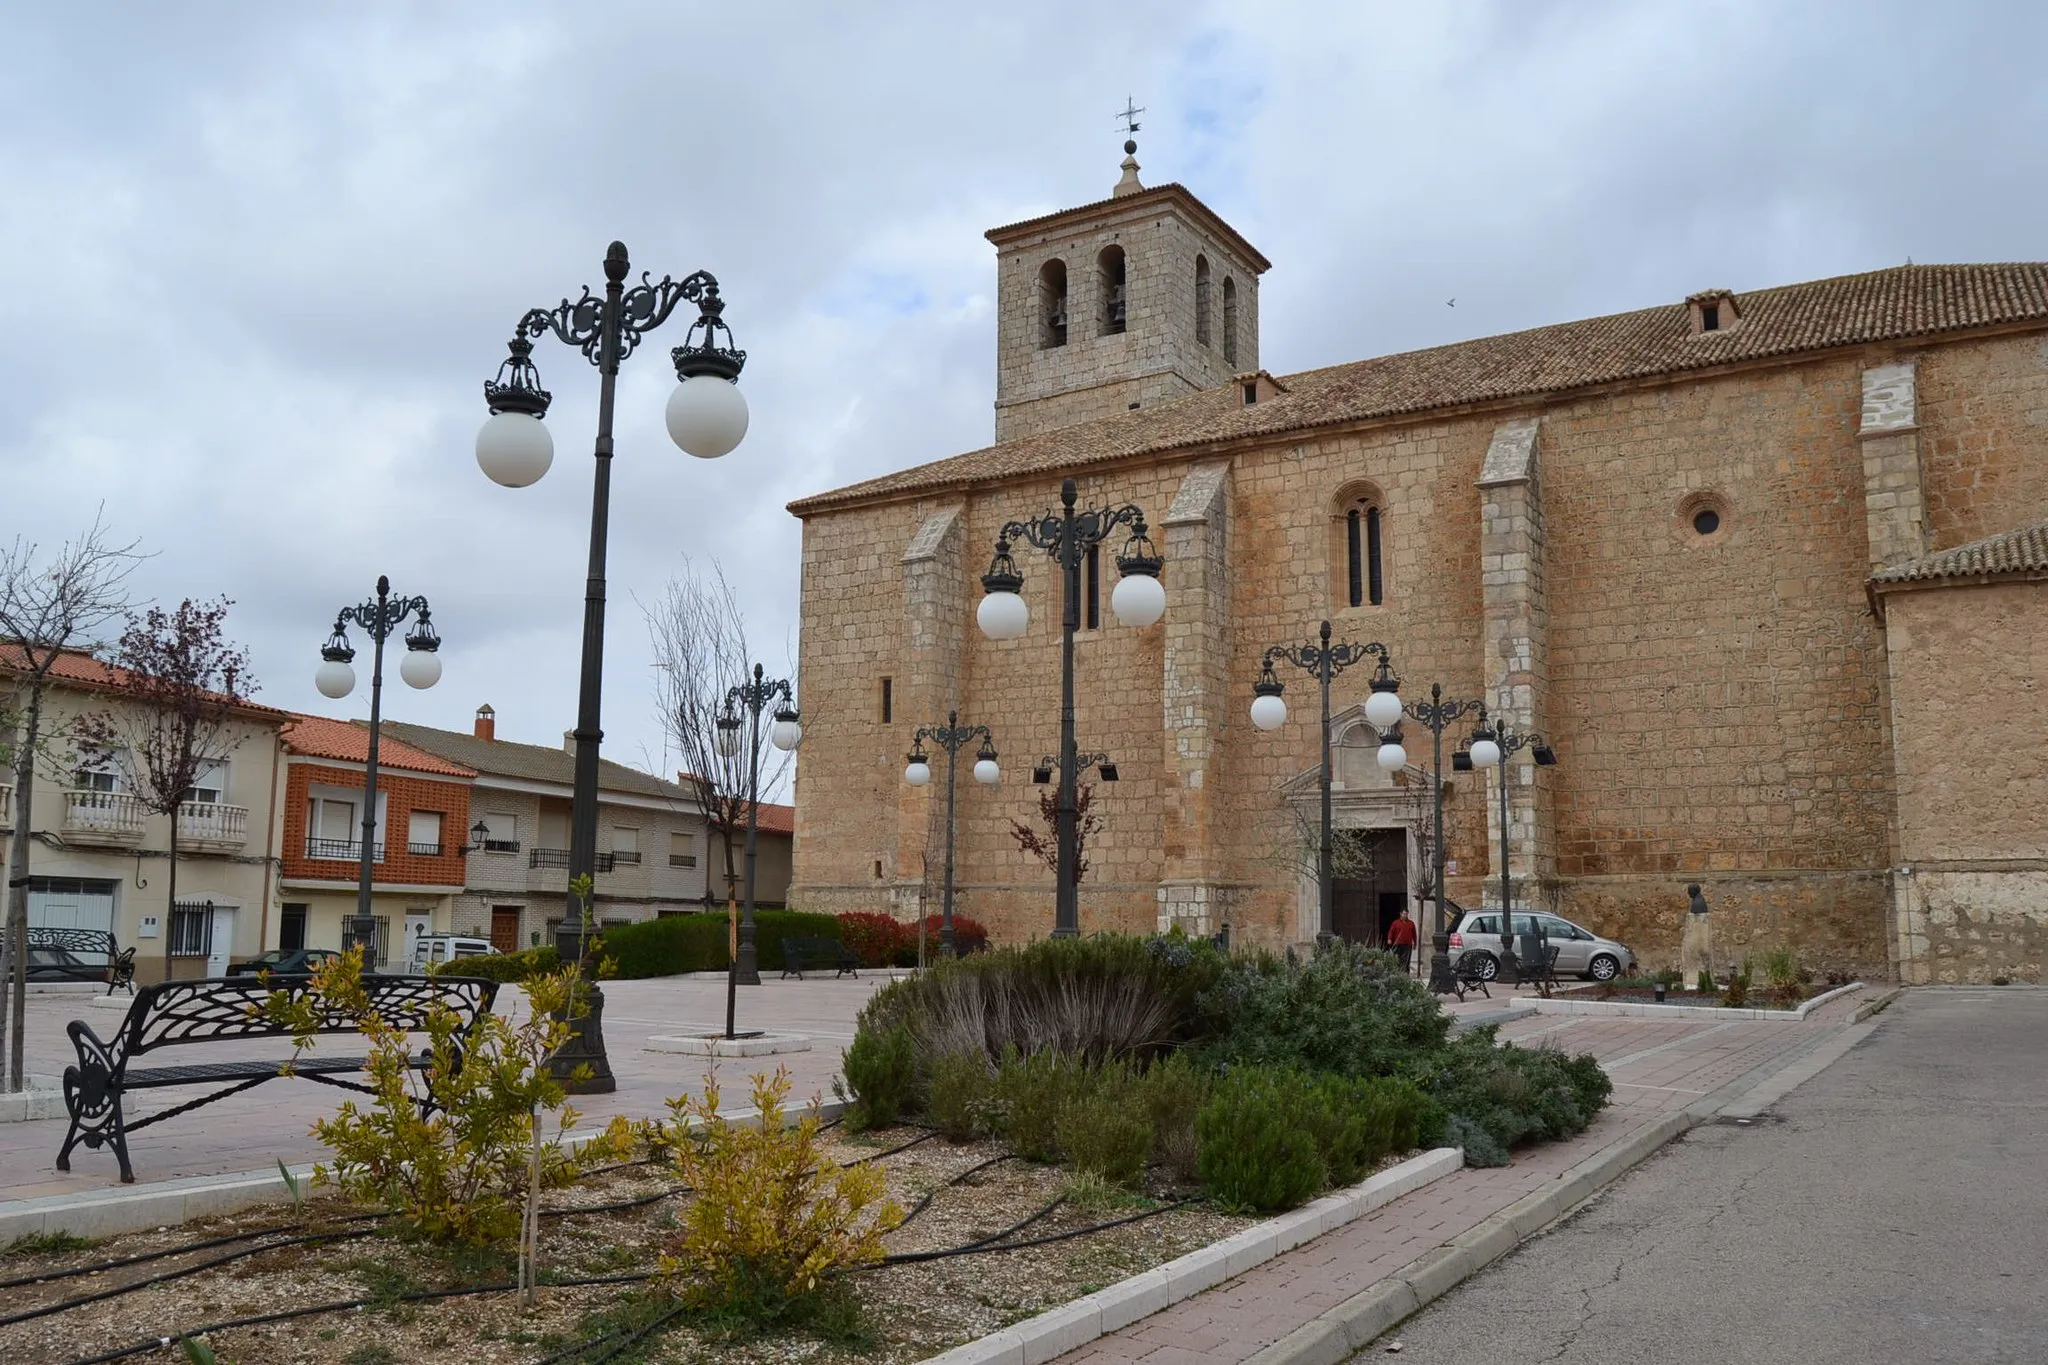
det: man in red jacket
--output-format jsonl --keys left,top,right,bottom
{"left": 1384, "top": 907, "right": 1418, "bottom": 974}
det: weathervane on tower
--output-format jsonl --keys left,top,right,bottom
{"left": 1114, "top": 96, "right": 1146, "bottom": 196}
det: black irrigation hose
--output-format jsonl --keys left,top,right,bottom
{"left": 586, "top": 1302, "right": 691, "bottom": 1365}
{"left": 874, "top": 1194, "right": 1068, "bottom": 1266}
{"left": 1, "top": 1229, "right": 380, "bottom": 1330}
{"left": 0, "top": 1211, "right": 389, "bottom": 1292}
{"left": 897, "top": 1153, "right": 1016, "bottom": 1229}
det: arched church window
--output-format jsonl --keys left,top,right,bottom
{"left": 1331, "top": 484, "right": 1387, "bottom": 609}
{"left": 1194, "top": 255, "right": 1213, "bottom": 347}
{"left": 1039, "top": 259, "right": 1068, "bottom": 349}
{"left": 1098, "top": 245, "right": 1127, "bottom": 336}
{"left": 1221, "top": 277, "right": 1239, "bottom": 365}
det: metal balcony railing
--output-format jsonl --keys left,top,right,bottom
{"left": 62, "top": 790, "right": 148, "bottom": 844}
{"left": 407, "top": 841, "right": 443, "bottom": 857}
{"left": 306, "top": 837, "right": 385, "bottom": 862}
{"left": 610, "top": 850, "right": 641, "bottom": 866}
{"left": 528, "top": 848, "right": 615, "bottom": 872}
{"left": 176, "top": 801, "right": 248, "bottom": 848}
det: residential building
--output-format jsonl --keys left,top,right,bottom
{"left": 703, "top": 798, "right": 795, "bottom": 909}
{"left": 785, "top": 146, "right": 2048, "bottom": 983}
{"left": 382, "top": 706, "right": 714, "bottom": 952}
{"left": 1, "top": 646, "right": 289, "bottom": 983}
{"left": 277, "top": 713, "right": 476, "bottom": 970}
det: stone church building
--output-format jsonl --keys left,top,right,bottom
{"left": 786, "top": 149, "right": 2048, "bottom": 983}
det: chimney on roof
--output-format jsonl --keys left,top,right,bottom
{"left": 474, "top": 704, "right": 495, "bottom": 741}
{"left": 564, "top": 730, "right": 576, "bottom": 754}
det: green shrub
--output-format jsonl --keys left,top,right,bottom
{"left": 1418, "top": 1030, "right": 1608, "bottom": 1153}
{"left": 1138, "top": 1052, "right": 1212, "bottom": 1183}
{"left": 1200, "top": 940, "right": 1450, "bottom": 1081}
{"left": 1055, "top": 1071, "right": 1154, "bottom": 1188}
{"left": 1195, "top": 1069, "right": 1326, "bottom": 1212}
{"left": 1443, "top": 1112, "right": 1509, "bottom": 1168}
{"left": 598, "top": 910, "right": 843, "bottom": 979}
{"left": 1760, "top": 947, "right": 1799, "bottom": 991}
{"left": 1303, "top": 1075, "right": 1433, "bottom": 1185}
{"left": 428, "top": 945, "right": 559, "bottom": 983}
{"left": 838, "top": 1023, "right": 917, "bottom": 1131}
{"left": 994, "top": 1048, "right": 1092, "bottom": 1163}
{"left": 923, "top": 1050, "right": 996, "bottom": 1143}
{"left": 1694, "top": 968, "right": 1715, "bottom": 993}
{"left": 1721, "top": 960, "right": 1754, "bottom": 1008}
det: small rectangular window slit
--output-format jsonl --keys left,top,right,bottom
{"left": 880, "top": 677, "right": 892, "bottom": 724}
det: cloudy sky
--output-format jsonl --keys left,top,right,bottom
{"left": 3, "top": 1, "right": 2040, "bottom": 791}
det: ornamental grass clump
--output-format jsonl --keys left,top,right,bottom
{"left": 269, "top": 946, "right": 635, "bottom": 1248}
{"left": 660, "top": 1067, "right": 904, "bottom": 1321}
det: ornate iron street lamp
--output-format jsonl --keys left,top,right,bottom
{"left": 1376, "top": 682, "right": 1487, "bottom": 994}
{"left": 904, "top": 711, "right": 1000, "bottom": 956}
{"left": 1247, "top": 621, "right": 1401, "bottom": 944}
{"left": 477, "top": 241, "right": 748, "bottom": 1092}
{"left": 1454, "top": 708, "right": 1557, "bottom": 983}
{"left": 314, "top": 576, "right": 442, "bottom": 964}
{"left": 977, "top": 477, "right": 1164, "bottom": 938}
{"left": 715, "top": 664, "right": 800, "bottom": 1034}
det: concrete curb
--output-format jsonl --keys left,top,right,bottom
{"left": 0, "top": 1075, "right": 65, "bottom": 1123}
{"left": 917, "top": 1147, "right": 1465, "bottom": 1365}
{"left": 1510, "top": 980, "right": 1863, "bottom": 1021}
{"left": 0, "top": 1098, "right": 852, "bottom": 1244}
{"left": 1449, "top": 1006, "right": 1538, "bottom": 1033}
{"left": 1242, "top": 1016, "right": 1876, "bottom": 1365}
{"left": 1853, "top": 986, "right": 1903, "bottom": 1022}
{"left": 645, "top": 1032, "right": 814, "bottom": 1056}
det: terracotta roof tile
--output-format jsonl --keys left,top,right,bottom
{"left": 0, "top": 645, "right": 290, "bottom": 721}
{"left": 379, "top": 720, "right": 697, "bottom": 802}
{"left": 1870, "top": 518, "right": 2048, "bottom": 587}
{"left": 283, "top": 713, "right": 475, "bottom": 778}
{"left": 789, "top": 262, "right": 2048, "bottom": 515}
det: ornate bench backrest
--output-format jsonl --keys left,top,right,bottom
{"left": 120, "top": 974, "right": 500, "bottom": 1060}
{"left": 29, "top": 926, "right": 117, "bottom": 967}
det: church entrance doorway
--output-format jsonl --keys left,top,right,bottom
{"left": 1330, "top": 828, "right": 1407, "bottom": 947}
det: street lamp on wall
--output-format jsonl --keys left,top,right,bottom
{"left": 977, "top": 476, "right": 1163, "bottom": 938}
{"left": 478, "top": 241, "right": 749, "bottom": 1094}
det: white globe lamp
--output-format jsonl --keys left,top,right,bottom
{"left": 770, "top": 713, "right": 802, "bottom": 752}
{"left": 314, "top": 658, "right": 356, "bottom": 700}
{"left": 1110, "top": 571, "right": 1166, "bottom": 628}
{"left": 1249, "top": 692, "right": 1288, "bottom": 731}
{"left": 714, "top": 720, "right": 741, "bottom": 758}
{"left": 1364, "top": 687, "right": 1404, "bottom": 729}
{"left": 665, "top": 376, "right": 749, "bottom": 459}
{"left": 973, "top": 757, "right": 1000, "bottom": 785}
{"left": 978, "top": 590, "right": 1029, "bottom": 641}
{"left": 905, "top": 758, "right": 931, "bottom": 787}
{"left": 1468, "top": 737, "right": 1502, "bottom": 769}
{"left": 476, "top": 411, "right": 554, "bottom": 488}
{"left": 1376, "top": 740, "right": 1408, "bottom": 771}
{"left": 399, "top": 648, "right": 442, "bottom": 690}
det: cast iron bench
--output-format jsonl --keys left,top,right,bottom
{"left": 28, "top": 925, "right": 131, "bottom": 992}
{"left": 57, "top": 972, "right": 499, "bottom": 1184}
{"left": 780, "top": 936, "right": 860, "bottom": 979}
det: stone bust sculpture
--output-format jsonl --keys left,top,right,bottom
{"left": 1687, "top": 883, "right": 1709, "bottom": 915}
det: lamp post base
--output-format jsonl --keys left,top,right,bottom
{"left": 735, "top": 940, "right": 761, "bottom": 987}
{"left": 1426, "top": 933, "right": 1459, "bottom": 996}
{"left": 549, "top": 981, "right": 617, "bottom": 1095}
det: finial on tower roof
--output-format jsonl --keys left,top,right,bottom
{"left": 1113, "top": 96, "right": 1146, "bottom": 197}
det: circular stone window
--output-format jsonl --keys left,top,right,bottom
{"left": 1676, "top": 492, "right": 1731, "bottom": 544}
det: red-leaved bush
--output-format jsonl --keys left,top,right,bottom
{"left": 835, "top": 912, "right": 993, "bottom": 966}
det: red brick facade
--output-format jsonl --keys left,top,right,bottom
{"left": 280, "top": 762, "right": 471, "bottom": 888}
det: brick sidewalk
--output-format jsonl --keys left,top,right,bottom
{"left": 1055, "top": 993, "right": 1867, "bottom": 1365}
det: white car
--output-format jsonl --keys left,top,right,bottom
{"left": 409, "top": 933, "right": 496, "bottom": 974}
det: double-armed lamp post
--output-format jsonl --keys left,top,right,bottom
{"left": 475, "top": 240, "right": 751, "bottom": 1092}
{"left": 904, "top": 712, "right": 1000, "bottom": 956}
{"left": 314, "top": 576, "right": 445, "bottom": 963}
{"left": 1454, "top": 708, "right": 1557, "bottom": 982}
{"left": 976, "top": 478, "right": 1165, "bottom": 938}
{"left": 714, "top": 664, "right": 800, "bottom": 1037}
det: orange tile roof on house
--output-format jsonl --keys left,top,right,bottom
{"left": 1870, "top": 518, "right": 2048, "bottom": 589}
{"left": 283, "top": 713, "right": 476, "bottom": 779}
{"left": 712, "top": 800, "right": 795, "bottom": 836}
{"left": 788, "top": 262, "right": 2048, "bottom": 516}
{"left": 0, "top": 644, "right": 291, "bottom": 722}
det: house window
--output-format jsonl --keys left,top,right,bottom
{"left": 280, "top": 903, "right": 308, "bottom": 953}
{"left": 1084, "top": 543, "right": 1101, "bottom": 630}
{"left": 1222, "top": 277, "right": 1239, "bottom": 365}
{"left": 184, "top": 761, "right": 227, "bottom": 805}
{"left": 1098, "top": 245, "right": 1127, "bottom": 336}
{"left": 343, "top": 914, "right": 390, "bottom": 967}
{"left": 76, "top": 765, "right": 120, "bottom": 794}
{"left": 880, "top": 677, "right": 893, "bottom": 725}
{"left": 668, "top": 832, "right": 698, "bottom": 869}
{"left": 169, "top": 902, "right": 214, "bottom": 957}
{"left": 307, "top": 786, "right": 385, "bottom": 861}
{"left": 407, "top": 810, "right": 444, "bottom": 857}
{"left": 1038, "top": 259, "right": 1068, "bottom": 348}
{"left": 1194, "top": 255, "right": 1212, "bottom": 347}
{"left": 481, "top": 810, "right": 520, "bottom": 854}
{"left": 1700, "top": 303, "right": 1720, "bottom": 332}
{"left": 612, "top": 826, "right": 641, "bottom": 865}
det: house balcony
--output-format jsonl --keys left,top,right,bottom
{"left": 177, "top": 800, "right": 249, "bottom": 851}
{"left": 62, "top": 790, "right": 148, "bottom": 846}
{"left": 526, "top": 847, "right": 614, "bottom": 894}
{"left": 305, "top": 837, "right": 386, "bottom": 863}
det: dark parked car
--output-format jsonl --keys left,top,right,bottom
{"left": 27, "top": 945, "right": 100, "bottom": 982}
{"left": 225, "top": 948, "right": 344, "bottom": 977}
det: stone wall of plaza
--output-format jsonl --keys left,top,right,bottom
{"left": 1883, "top": 579, "right": 2048, "bottom": 983}
{"left": 791, "top": 331, "right": 2048, "bottom": 979}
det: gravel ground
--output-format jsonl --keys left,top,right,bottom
{"left": 0, "top": 1125, "right": 1269, "bottom": 1365}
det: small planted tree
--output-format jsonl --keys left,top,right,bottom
{"left": 76, "top": 598, "right": 257, "bottom": 978}
{"left": 0, "top": 511, "right": 143, "bottom": 1091}
{"left": 1009, "top": 781, "right": 1102, "bottom": 888}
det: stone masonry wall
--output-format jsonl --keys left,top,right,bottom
{"left": 1914, "top": 333, "right": 2048, "bottom": 551}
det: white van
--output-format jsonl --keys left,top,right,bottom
{"left": 410, "top": 934, "right": 496, "bottom": 974}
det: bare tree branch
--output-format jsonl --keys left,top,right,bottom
{"left": 1010, "top": 782, "right": 1101, "bottom": 887}
{"left": 0, "top": 510, "right": 147, "bottom": 1091}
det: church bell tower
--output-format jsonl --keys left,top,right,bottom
{"left": 986, "top": 117, "right": 1271, "bottom": 445}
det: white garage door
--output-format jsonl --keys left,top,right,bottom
{"left": 27, "top": 878, "right": 118, "bottom": 934}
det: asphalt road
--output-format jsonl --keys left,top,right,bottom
{"left": 1370, "top": 988, "right": 2048, "bottom": 1364}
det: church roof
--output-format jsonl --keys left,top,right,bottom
{"left": 788, "top": 262, "right": 2048, "bottom": 517}
{"left": 1869, "top": 517, "right": 2048, "bottom": 589}
{"left": 984, "top": 182, "right": 1272, "bottom": 272}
